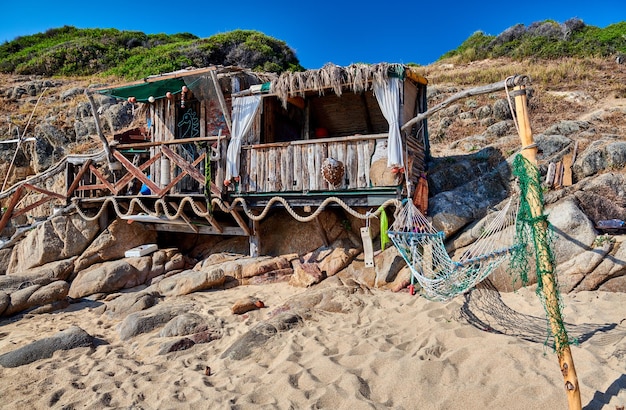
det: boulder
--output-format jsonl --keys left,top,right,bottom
{"left": 302, "top": 238, "right": 361, "bottom": 277}
{"left": 69, "top": 249, "right": 184, "bottom": 299}
{"left": 546, "top": 198, "right": 598, "bottom": 264}
{"left": 155, "top": 267, "right": 225, "bottom": 297}
{"left": 73, "top": 218, "right": 157, "bottom": 274}
{"left": 117, "top": 305, "right": 187, "bottom": 340}
{"left": 2, "top": 281, "right": 69, "bottom": 317}
{"left": 7, "top": 214, "right": 99, "bottom": 273}
{"left": 0, "top": 258, "right": 75, "bottom": 292}
{"left": 289, "top": 262, "right": 324, "bottom": 288}
{"left": 0, "top": 326, "right": 93, "bottom": 368}
{"left": 575, "top": 239, "right": 626, "bottom": 292}
{"left": 104, "top": 291, "right": 160, "bottom": 320}
{"left": 220, "top": 312, "right": 303, "bottom": 361}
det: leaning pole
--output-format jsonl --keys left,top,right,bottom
{"left": 511, "top": 76, "right": 582, "bottom": 410}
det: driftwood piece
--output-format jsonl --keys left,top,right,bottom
{"left": 401, "top": 75, "right": 531, "bottom": 132}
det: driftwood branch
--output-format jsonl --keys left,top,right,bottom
{"left": 401, "top": 75, "right": 531, "bottom": 132}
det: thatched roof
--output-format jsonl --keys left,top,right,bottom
{"left": 270, "top": 63, "right": 426, "bottom": 106}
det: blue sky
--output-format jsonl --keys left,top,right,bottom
{"left": 1, "top": 0, "right": 623, "bottom": 69}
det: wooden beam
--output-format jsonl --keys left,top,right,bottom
{"left": 226, "top": 205, "right": 251, "bottom": 236}
{"left": 88, "top": 165, "right": 116, "bottom": 195}
{"left": 192, "top": 200, "right": 224, "bottom": 233}
{"left": 113, "top": 152, "right": 162, "bottom": 194}
{"left": 168, "top": 201, "right": 198, "bottom": 233}
{"left": 157, "top": 154, "right": 205, "bottom": 198}
{"left": 85, "top": 90, "right": 114, "bottom": 166}
{"left": 114, "top": 135, "right": 224, "bottom": 150}
{"left": 513, "top": 83, "right": 581, "bottom": 410}
{"left": 12, "top": 196, "right": 56, "bottom": 218}
{"left": 0, "top": 186, "right": 24, "bottom": 233}
{"left": 402, "top": 75, "right": 531, "bottom": 132}
{"left": 22, "top": 183, "right": 65, "bottom": 200}
{"left": 161, "top": 147, "right": 221, "bottom": 197}
{"left": 112, "top": 150, "right": 161, "bottom": 195}
{"left": 210, "top": 70, "right": 232, "bottom": 134}
{"left": 66, "top": 159, "right": 92, "bottom": 198}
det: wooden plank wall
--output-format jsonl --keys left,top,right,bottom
{"left": 240, "top": 138, "right": 377, "bottom": 193}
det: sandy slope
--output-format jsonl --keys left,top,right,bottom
{"left": 0, "top": 281, "right": 624, "bottom": 410}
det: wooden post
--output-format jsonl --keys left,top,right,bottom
{"left": 513, "top": 81, "right": 582, "bottom": 410}
{"left": 85, "top": 90, "right": 116, "bottom": 169}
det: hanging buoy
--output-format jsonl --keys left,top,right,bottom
{"left": 148, "top": 96, "right": 155, "bottom": 103}
{"left": 128, "top": 96, "right": 137, "bottom": 103}
{"left": 166, "top": 91, "right": 173, "bottom": 100}
{"left": 182, "top": 85, "right": 189, "bottom": 93}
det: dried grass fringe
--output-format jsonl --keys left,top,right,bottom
{"left": 272, "top": 63, "right": 401, "bottom": 107}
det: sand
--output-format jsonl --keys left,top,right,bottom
{"left": 0, "top": 281, "right": 624, "bottom": 410}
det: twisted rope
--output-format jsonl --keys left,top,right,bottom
{"left": 71, "top": 195, "right": 402, "bottom": 224}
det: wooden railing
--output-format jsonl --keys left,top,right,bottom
{"left": 239, "top": 134, "right": 385, "bottom": 193}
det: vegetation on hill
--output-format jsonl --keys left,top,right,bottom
{"left": 0, "top": 26, "right": 303, "bottom": 79}
{"left": 441, "top": 19, "right": 626, "bottom": 63}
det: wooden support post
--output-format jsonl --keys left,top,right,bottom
{"left": 0, "top": 185, "right": 24, "bottom": 233}
{"left": 210, "top": 71, "right": 232, "bottom": 134}
{"left": 513, "top": 82, "right": 582, "bottom": 410}
{"left": 85, "top": 90, "right": 116, "bottom": 169}
{"left": 249, "top": 219, "right": 260, "bottom": 257}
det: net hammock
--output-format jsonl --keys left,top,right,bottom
{"left": 388, "top": 195, "right": 520, "bottom": 301}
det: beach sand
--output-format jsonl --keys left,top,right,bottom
{"left": 0, "top": 280, "right": 624, "bottom": 409}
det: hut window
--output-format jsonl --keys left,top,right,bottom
{"left": 262, "top": 96, "right": 305, "bottom": 143}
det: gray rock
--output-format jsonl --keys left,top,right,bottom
{"left": 221, "top": 312, "right": 302, "bottom": 360}
{"left": 484, "top": 120, "right": 513, "bottom": 137}
{"left": 160, "top": 313, "right": 206, "bottom": 337}
{"left": 544, "top": 120, "right": 590, "bottom": 136}
{"left": 3, "top": 281, "right": 69, "bottom": 317}
{"left": 492, "top": 99, "right": 512, "bottom": 120}
{"left": 0, "top": 326, "right": 93, "bottom": 368}
{"left": 547, "top": 198, "right": 598, "bottom": 264}
{"left": 117, "top": 306, "right": 187, "bottom": 341}
{"left": 104, "top": 291, "right": 161, "bottom": 320}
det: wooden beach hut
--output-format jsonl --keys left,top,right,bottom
{"left": 0, "top": 63, "right": 430, "bottom": 254}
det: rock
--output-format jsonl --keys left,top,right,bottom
{"left": 0, "top": 291, "right": 9, "bottom": 315}
{"left": 69, "top": 249, "right": 184, "bottom": 299}
{"left": 289, "top": 262, "right": 324, "bottom": 288}
{"left": 484, "top": 120, "right": 513, "bottom": 137}
{"left": 558, "top": 243, "right": 612, "bottom": 293}
{"left": 158, "top": 338, "right": 196, "bottom": 354}
{"left": 3, "top": 281, "right": 69, "bottom": 317}
{"left": 492, "top": 99, "right": 512, "bottom": 120}
{"left": 575, "top": 239, "right": 626, "bottom": 292}
{"left": 240, "top": 256, "right": 291, "bottom": 279}
{"left": 0, "top": 326, "right": 94, "bottom": 368}
{"left": 390, "top": 266, "right": 412, "bottom": 292}
{"left": 244, "top": 268, "right": 293, "bottom": 285}
{"left": 104, "top": 291, "right": 161, "bottom": 320}
{"left": 7, "top": 214, "right": 99, "bottom": 273}
{"left": 221, "top": 312, "right": 303, "bottom": 360}
{"left": 155, "top": 267, "right": 225, "bottom": 297}
{"left": 73, "top": 218, "right": 157, "bottom": 274}
{"left": 302, "top": 238, "right": 361, "bottom": 277}
{"left": 544, "top": 120, "right": 590, "bottom": 136}
{"left": 0, "top": 258, "right": 75, "bottom": 292}
{"left": 231, "top": 296, "right": 262, "bottom": 314}
{"left": 547, "top": 198, "right": 598, "bottom": 264}
{"left": 117, "top": 306, "right": 187, "bottom": 341}
{"left": 160, "top": 313, "right": 207, "bottom": 337}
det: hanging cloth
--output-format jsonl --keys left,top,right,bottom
{"left": 225, "top": 95, "right": 261, "bottom": 184}
{"left": 373, "top": 77, "right": 403, "bottom": 169}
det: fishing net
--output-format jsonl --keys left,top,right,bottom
{"left": 510, "top": 154, "right": 571, "bottom": 352}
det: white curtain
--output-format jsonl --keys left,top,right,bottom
{"left": 225, "top": 95, "right": 261, "bottom": 182}
{"left": 373, "top": 77, "right": 403, "bottom": 169}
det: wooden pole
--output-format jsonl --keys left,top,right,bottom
{"left": 85, "top": 90, "right": 116, "bottom": 169}
{"left": 512, "top": 82, "right": 582, "bottom": 410}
